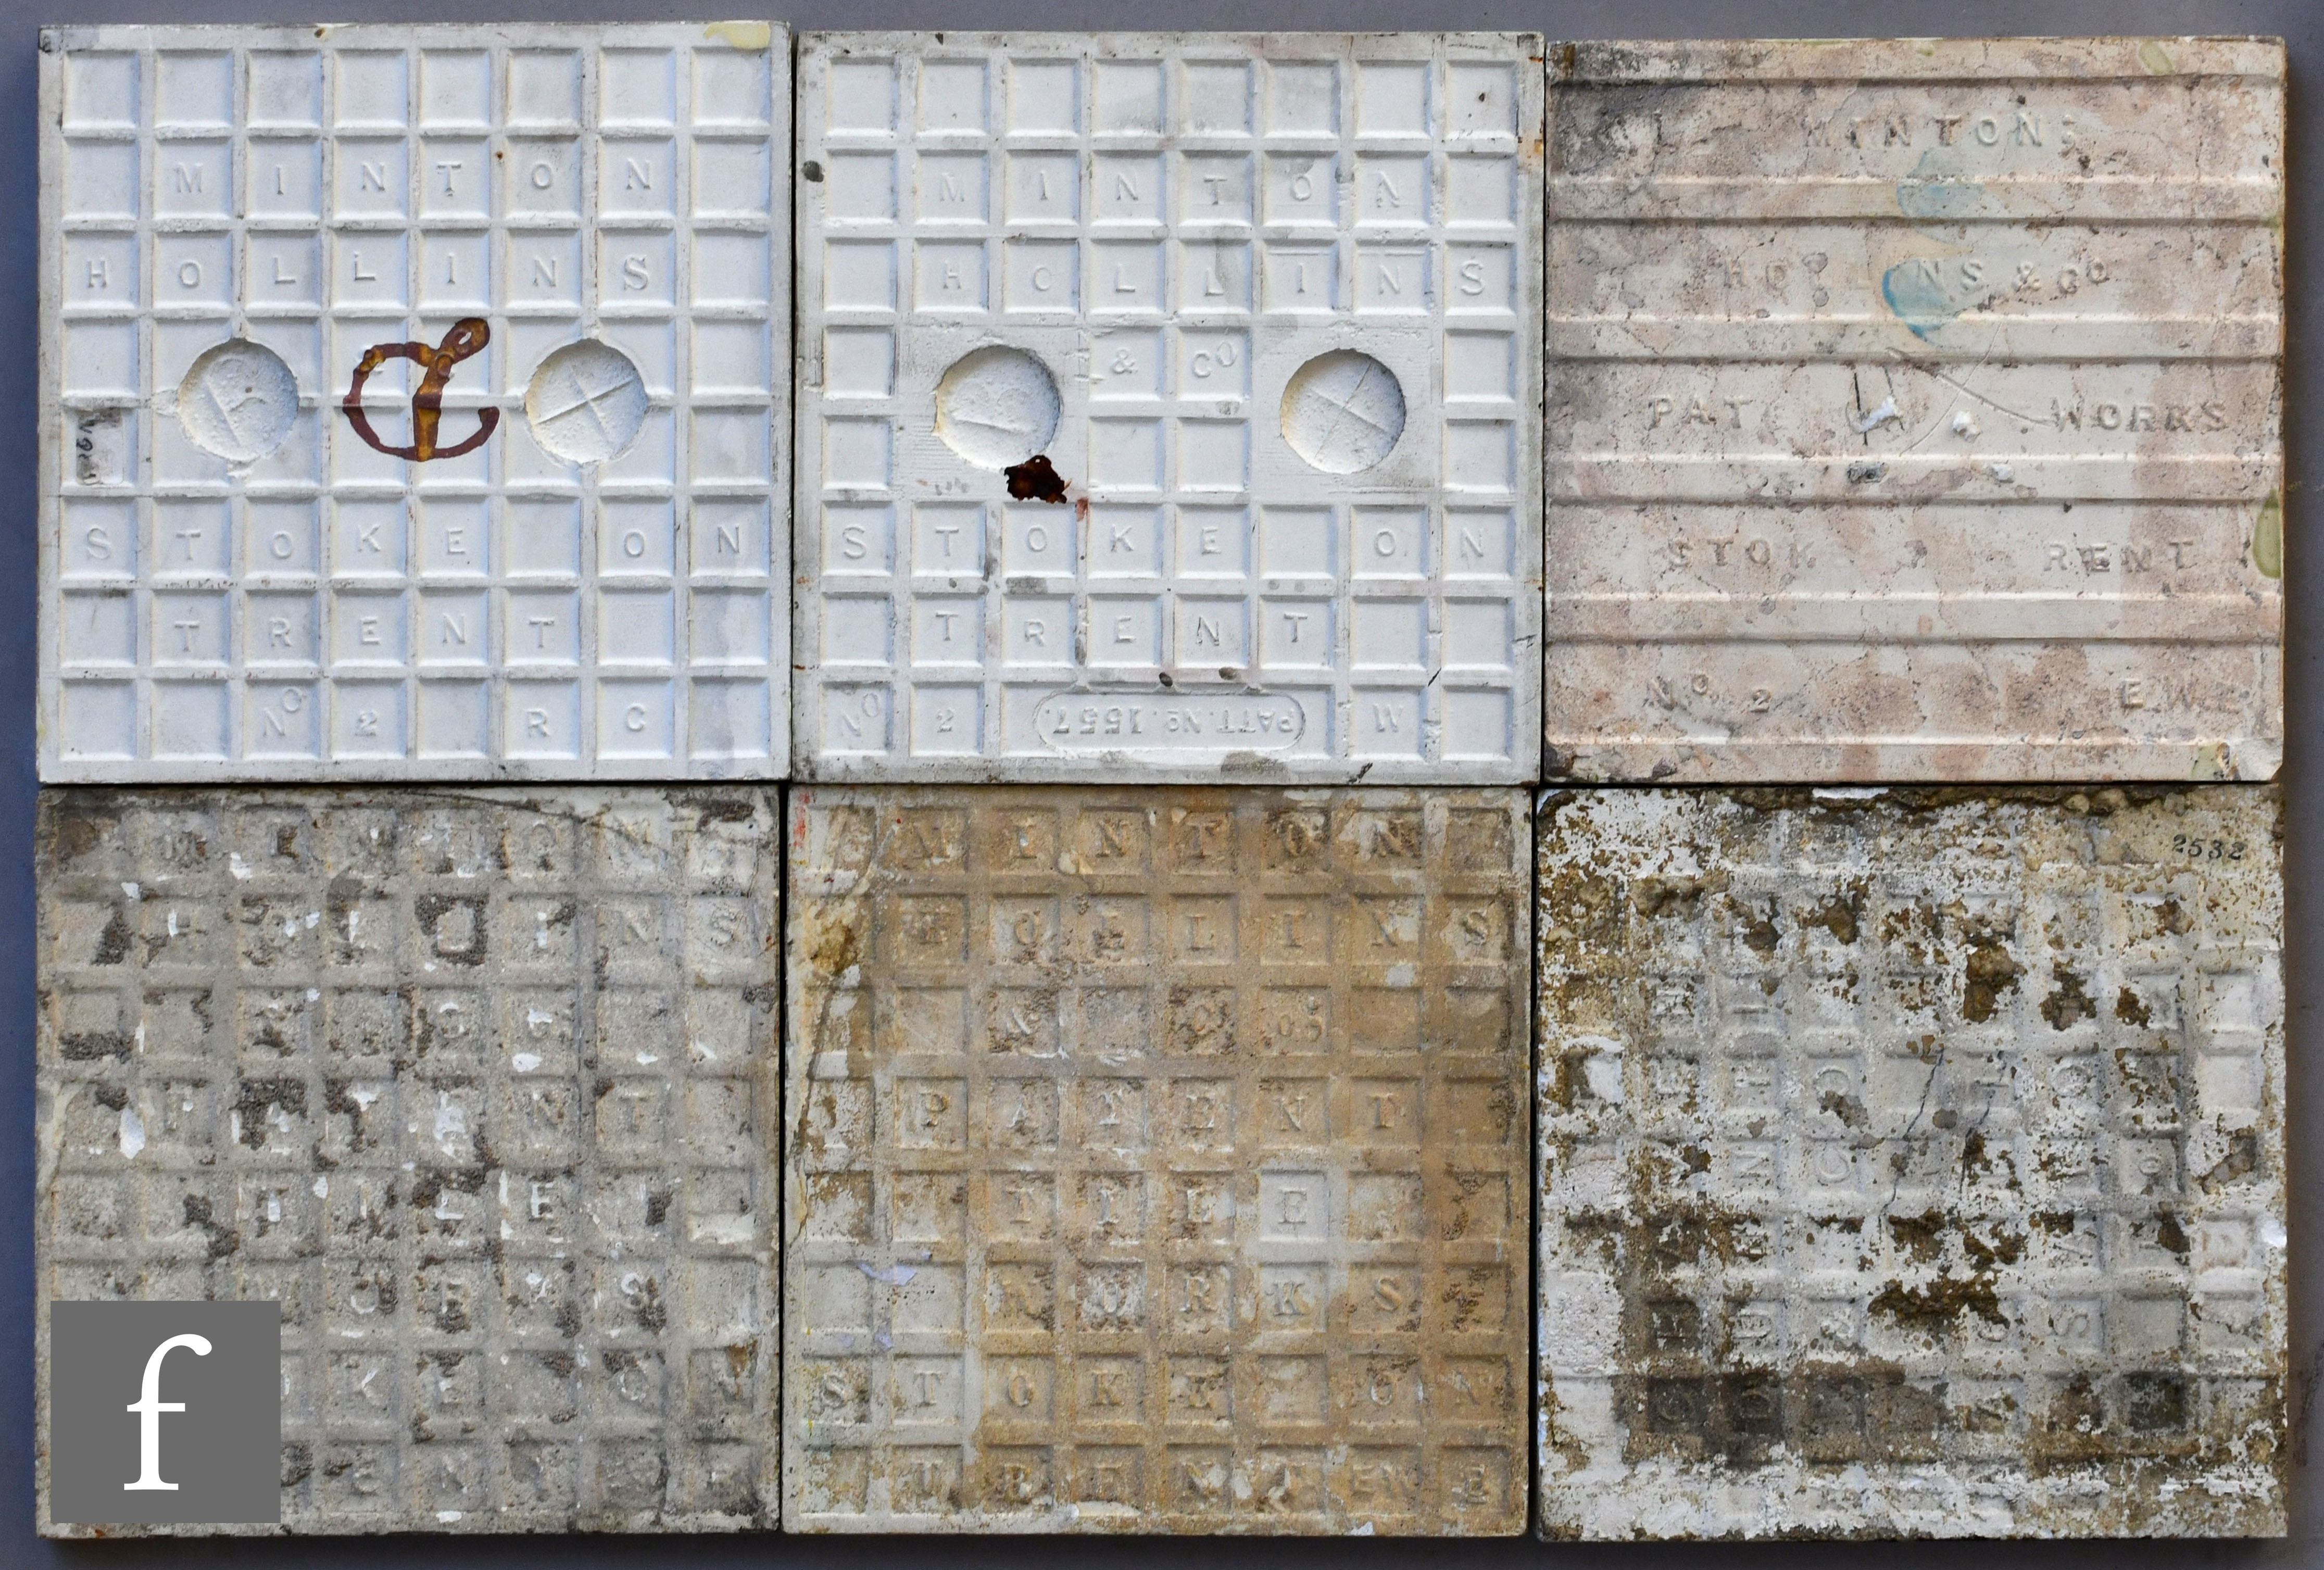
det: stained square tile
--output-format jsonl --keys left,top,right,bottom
{"left": 35, "top": 787, "right": 781, "bottom": 1534}
{"left": 1544, "top": 39, "right": 2284, "bottom": 782}
{"left": 1536, "top": 785, "right": 2284, "bottom": 1537}
{"left": 785, "top": 786, "right": 1530, "bottom": 1531}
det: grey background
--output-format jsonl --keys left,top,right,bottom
{"left": 4, "top": 0, "right": 2314, "bottom": 1562}
{"left": 48, "top": 1301, "right": 281, "bottom": 1526}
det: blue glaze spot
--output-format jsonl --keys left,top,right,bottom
{"left": 1895, "top": 178, "right": 1984, "bottom": 221}
{"left": 1881, "top": 261, "right": 1959, "bottom": 340}
{"left": 1895, "top": 149, "right": 1985, "bottom": 223}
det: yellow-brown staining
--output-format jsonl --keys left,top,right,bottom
{"left": 1801, "top": 880, "right": 1867, "bottom": 946}
{"left": 802, "top": 901, "right": 864, "bottom": 977}
{"left": 1960, "top": 935, "right": 2021, "bottom": 1023}
{"left": 2039, "top": 963, "right": 2097, "bottom": 1030}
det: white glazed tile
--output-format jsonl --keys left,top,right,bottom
{"left": 39, "top": 23, "right": 792, "bottom": 781}
{"left": 1543, "top": 39, "right": 2284, "bottom": 784}
{"left": 794, "top": 34, "right": 1543, "bottom": 783}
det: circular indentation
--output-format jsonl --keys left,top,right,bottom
{"left": 934, "top": 346, "right": 1061, "bottom": 469}
{"left": 525, "top": 339, "right": 648, "bottom": 463}
{"left": 177, "top": 340, "right": 300, "bottom": 463}
{"left": 1280, "top": 350, "right": 1406, "bottom": 473}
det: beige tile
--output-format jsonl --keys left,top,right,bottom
{"left": 1544, "top": 38, "right": 2284, "bottom": 782}
{"left": 785, "top": 786, "right": 1529, "bottom": 1531}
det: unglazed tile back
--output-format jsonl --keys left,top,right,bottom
{"left": 34, "top": 788, "right": 782, "bottom": 1533}
{"left": 785, "top": 787, "right": 1530, "bottom": 1531}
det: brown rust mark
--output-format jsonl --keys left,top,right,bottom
{"left": 802, "top": 902, "right": 864, "bottom": 976}
{"left": 2039, "top": 963, "right": 2097, "bottom": 1031}
{"left": 1801, "top": 880, "right": 1867, "bottom": 946}
{"left": 1868, "top": 1272, "right": 2004, "bottom": 1330}
{"left": 1732, "top": 894, "right": 1780, "bottom": 957}
{"left": 1003, "top": 453, "right": 1069, "bottom": 504}
{"left": 341, "top": 318, "right": 499, "bottom": 461}
{"left": 1960, "top": 933, "right": 2021, "bottom": 1023}
{"left": 1632, "top": 871, "right": 1727, "bottom": 919}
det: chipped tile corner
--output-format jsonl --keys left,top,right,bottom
{"left": 1543, "top": 36, "right": 2284, "bottom": 784}
{"left": 34, "top": 786, "right": 783, "bottom": 1534}
{"left": 1534, "top": 784, "right": 2285, "bottom": 1539}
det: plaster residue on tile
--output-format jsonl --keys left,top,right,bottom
{"left": 1536, "top": 784, "right": 2284, "bottom": 1538}
{"left": 34, "top": 787, "right": 782, "bottom": 1534}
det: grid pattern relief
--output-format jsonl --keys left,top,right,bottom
{"left": 1535, "top": 787, "right": 2285, "bottom": 1538}
{"left": 35, "top": 788, "right": 782, "bottom": 1533}
{"left": 41, "top": 24, "right": 790, "bottom": 780}
{"left": 786, "top": 788, "right": 1530, "bottom": 1532}
{"left": 795, "top": 35, "right": 1542, "bottom": 783}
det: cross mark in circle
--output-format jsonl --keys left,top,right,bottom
{"left": 534, "top": 359, "right": 645, "bottom": 442}
{"left": 524, "top": 340, "right": 649, "bottom": 463}
{"left": 1282, "top": 350, "right": 1405, "bottom": 473}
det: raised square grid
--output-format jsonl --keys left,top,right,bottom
{"left": 785, "top": 787, "right": 1530, "bottom": 1531}
{"left": 40, "top": 24, "right": 790, "bottom": 780}
{"left": 1536, "top": 786, "right": 2284, "bottom": 1537}
{"left": 1543, "top": 39, "right": 2284, "bottom": 782}
{"left": 795, "top": 35, "right": 1542, "bottom": 782}
{"left": 35, "top": 788, "right": 781, "bottom": 1534}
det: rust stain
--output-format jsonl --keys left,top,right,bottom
{"left": 1003, "top": 453, "right": 1070, "bottom": 504}
{"left": 787, "top": 786, "right": 1531, "bottom": 1533}
{"left": 341, "top": 317, "right": 499, "bottom": 461}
